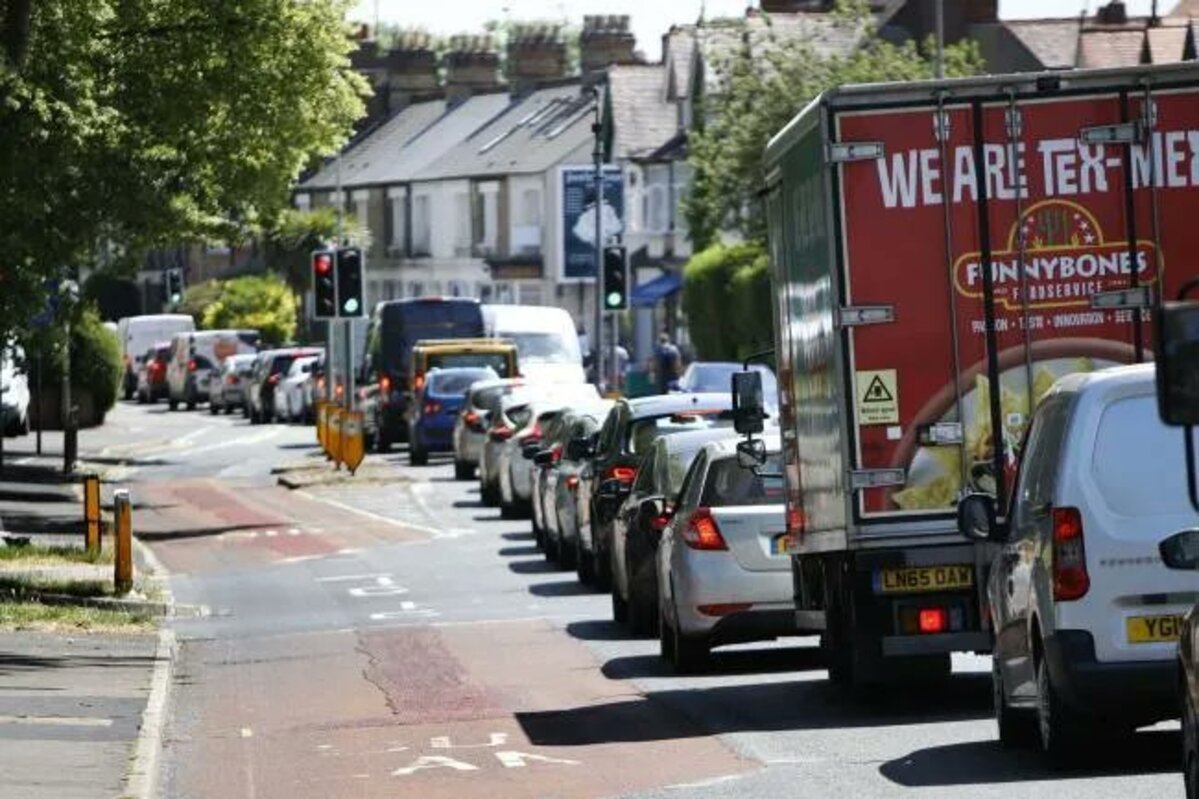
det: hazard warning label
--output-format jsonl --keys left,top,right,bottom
{"left": 856, "top": 370, "right": 899, "bottom": 425}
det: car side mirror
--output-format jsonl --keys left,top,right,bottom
{"left": 732, "top": 371, "right": 766, "bottom": 436}
{"left": 736, "top": 438, "right": 767, "bottom": 470}
{"left": 957, "top": 493, "right": 1001, "bottom": 542}
{"left": 1156, "top": 301, "right": 1199, "bottom": 426}
{"left": 533, "top": 450, "right": 554, "bottom": 468}
{"left": 1159, "top": 529, "right": 1199, "bottom": 570}
{"left": 636, "top": 495, "right": 670, "bottom": 536}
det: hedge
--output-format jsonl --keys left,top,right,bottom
{"left": 24, "top": 306, "right": 123, "bottom": 417}
{"left": 682, "top": 242, "right": 773, "bottom": 361}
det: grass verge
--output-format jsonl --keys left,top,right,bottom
{"left": 0, "top": 601, "right": 153, "bottom": 632}
{"left": 0, "top": 575, "right": 113, "bottom": 599}
{"left": 0, "top": 542, "right": 115, "bottom": 565}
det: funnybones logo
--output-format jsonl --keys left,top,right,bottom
{"left": 953, "top": 199, "right": 1159, "bottom": 311}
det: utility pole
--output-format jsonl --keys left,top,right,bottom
{"left": 590, "top": 89, "right": 605, "bottom": 392}
{"left": 331, "top": 150, "right": 343, "bottom": 404}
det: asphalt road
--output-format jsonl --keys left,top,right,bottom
{"left": 71, "top": 401, "right": 1186, "bottom": 798}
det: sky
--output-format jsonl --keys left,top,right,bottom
{"left": 350, "top": 1, "right": 1166, "bottom": 61}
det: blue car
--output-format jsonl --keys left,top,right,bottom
{"left": 408, "top": 367, "right": 497, "bottom": 466}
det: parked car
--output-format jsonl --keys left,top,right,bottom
{"left": 1, "top": 348, "right": 30, "bottom": 437}
{"left": 611, "top": 426, "right": 738, "bottom": 634}
{"left": 529, "top": 408, "right": 576, "bottom": 548}
{"left": 497, "top": 401, "right": 554, "bottom": 518}
{"left": 579, "top": 393, "right": 734, "bottom": 590}
{"left": 166, "top": 329, "right": 260, "bottom": 410}
{"left": 482, "top": 304, "right": 585, "bottom": 384}
{"left": 209, "top": 353, "right": 256, "bottom": 415}
{"left": 1158, "top": 529, "right": 1199, "bottom": 799}
{"left": 958, "top": 364, "right": 1197, "bottom": 762}
{"left": 117, "top": 314, "right": 194, "bottom": 400}
{"left": 246, "top": 347, "right": 320, "bottom": 424}
{"left": 408, "top": 367, "right": 497, "bottom": 466}
{"left": 677, "top": 362, "right": 779, "bottom": 412}
{"left": 361, "top": 297, "right": 485, "bottom": 450}
{"left": 135, "top": 342, "right": 172, "bottom": 404}
{"left": 480, "top": 384, "right": 599, "bottom": 508}
{"left": 279, "top": 356, "right": 319, "bottom": 423}
{"left": 657, "top": 437, "right": 792, "bottom": 673}
{"left": 544, "top": 404, "right": 613, "bottom": 579}
{"left": 452, "top": 377, "right": 525, "bottom": 481}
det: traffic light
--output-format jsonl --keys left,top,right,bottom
{"left": 335, "top": 247, "right": 364, "bottom": 318}
{"left": 312, "top": 249, "right": 336, "bottom": 319}
{"left": 602, "top": 245, "right": 628, "bottom": 311}
{"left": 165, "top": 269, "right": 184, "bottom": 306}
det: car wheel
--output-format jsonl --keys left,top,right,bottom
{"left": 611, "top": 589, "right": 628, "bottom": 625}
{"left": 209, "top": 401, "right": 218, "bottom": 415}
{"left": 543, "top": 527, "right": 559, "bottom": 562}
{"left": 454, "top": 459, "right": 473, "bottom": 480}
{"left": 559, "top": 536, "right": 576, "bottom": 569}
{"left": 137, "top": 391, "right": 147, "bottom": 405}
{"left": 409, "top": 443, "right": 428, "bottom": 467}
{"left": 628, "top": 581, "right": 658, "bottom": 637}
{"left": 1185, "top": 685, "right": 1198, "bottom": 799}
{"left": 593, "top": 544, "right": 612, "bottom": 592}
{"left": 168, "top": 397, "right": 178, "bottom": 411}
{"left": 225, "top": 405, "right": 234, "bottom": 415}
{"left": 673, "top": 630, "right": 709, "bottom": 675}
{"left": 377, "top": 426, "right": 392, "bottom": 454}
{"left": 1035, "top": 653, "right": 1084, "bottom": 766}
{"left": 576, "top": 540, "right": 595, "bottom": 584}
{"left": 481, "top": 479, "right": 500, "bottom": 507}
{"left": 994, "top": 658, "right": 1036, "bottom": 748}
{"left": 18, "top": 413, "right": 29, "bottom": 436}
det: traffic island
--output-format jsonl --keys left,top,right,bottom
{"left": 272, "top": 460, "right": 412, "bottom": 490}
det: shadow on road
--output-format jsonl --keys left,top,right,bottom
{"left": 601, "top": 644, "right": 824, "bottom": 681}
{"left": 135, "top": 523, "right": 273, "bottom": 542}
{"left": 528, "top": 579, "right": 598, "bottom": 598}
{"left": 500, "top": 531, "right": 533, "bottom": 542}
{"left": 0, "top": 488, "right": 75, "bottom": 504}
{"left": 498, "top": 544, "right": 540, "bottom": 557}
{"left": 878, "top": 729, "right": 1180, "bottom": 787}
{"left": 508, "top": 557, "right": 559, "bottom": 575}
{"left": 519, "top": 672, "right": 993, "bottom": 747}
{"left": 565, "top": 619, "right": 628, "bottom": 641}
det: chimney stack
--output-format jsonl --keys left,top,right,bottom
{"left": 349, "top": 31, "right": 440, "bottom": 125}
{"left": 444, "top": 35, "right": 502, "bottom": 100}
{"left": 507, "top": 23, "right": 568, "bottom": 93}
{"left": 579, "top": 15, "right": 638, "bottom": 83}
{"left": 1096, "top": 1, "right": 1129, "bottom": 25}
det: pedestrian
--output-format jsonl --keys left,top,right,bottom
{"left": 613, "top": 341, "right": 629, "bottom": 392}
{"left": 654, "top": 332, "right": 682, "bottom": 394}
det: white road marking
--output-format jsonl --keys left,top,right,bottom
{"left": 264, "top": 530, "right": 278, "bottom": 538}
{"left": 315, "top": 572, "right": 392, "bottom": 583}
{"left": 0, "top": 715, "right": 113, "bottom": 727}
{"left": 296, "top": 491, "right": 443, "bottom": 537}
{"left": 430, "top": 732, "right": 508, "bottom": 749}
{"left": 392, "top": 755, "right": 479, "bottom": 776}
{"left": 369, "top": 607, "right": 438, "bottom": 620}
{"left": 241, "top": 727, "right": 254, "bottom": 738}
{"left": 287, "top": 528, "right": 301, "bottom": 536}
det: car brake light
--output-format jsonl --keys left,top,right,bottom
{"left": 490, "top": 426, "right": 513, "bottom": 441}
{"left": 463, "top": 410, "right": 480, "bottom": 427}
{"left": 566, "top": 475, "right": 580, "bottom": 490}
{"left": 335, "top": 382, "right": 344, "bottom": 397}
{"left": 317, "top": 376, "right": 325, "bottom": 391}
{"left": 380, "top": 375, "right": 391, "bottom": 393}
{"left": 267, "top": 374, "right": 280, "bottom": 385}
{"left": 787, "top": 507, "right": 805, "bottom": 535}
{"left": 226, "top": 374, "right": 237, "bottom": 385}
{"left": 551, "top": 443, "right": 563, "bottom": 463}
{"left": 414, "top": 374, "right": 425, "bottom": 391}
{"left": 188, "top": 359, "right": 196, "bottom": 372}
{"left": 697, "top": 603, "right": 752, "bottom": 617}
{"left": 1052, "top": 506, "right": 1089, "bottom": 601}
{"left": 918, "top": 608, "right": 947, "bottom": 634}
{"left": 682, "top": 507, "right": 727, "bottom": 551}
{"left": 650, "top": 511, "right": 673, "bottom": 532}
{"left": 423, "top": 401, "right": 442, "bottom": 415}
{"left": 605, "top": 465, "right": 637, "bottom": 483}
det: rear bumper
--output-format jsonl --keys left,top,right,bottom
{"left": 673, "top": 551, "right": 793, "bottom": 638}
{"left": 456, "top": 429, "right": 484, "bottom": 464}
{"left": 414, "top": 423, "right": 453, "bottom": 451}
{"left": 1044, "top": 630, "right": 1178, "bottom": 724}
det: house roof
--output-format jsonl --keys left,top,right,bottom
{"left": 1147, "top": 22, "right": 1191, "bottom": 63}
{"left": 299, "top": 91, "right": 515, "bottom": 190}
{"left": 664, "top": 26, "right": 697, "bottom": 100}
{"left": 1077, "top": 26, "right": 1148, "bottom": 68}
{"left": 607, "top": 64, "right": 676, "bottom": 160}
{"left": 1004, "top": 19, "right": 1082, "bottom": 69}
{"left": 1170, "top": 0, "right": 1199, "bottom": 17}
{"left": 411, "top": 82, "right": 595, "bottom": 182}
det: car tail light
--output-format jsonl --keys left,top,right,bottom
{"left": 226, "top": 374, "right": 237, "bottom": 385}
{"left": 1052, "top": 506, "right": 1090, "bottom": 601}
{"left": 423, "top": 401, "right": 442, "bottom": 415}
{"left": 682, "top": 507, "right": 727, "bottom": 551}
{"left": 317, "top": 376, "right": 325, "bottom": 391}
{"left": 697, "top": 603, "right": 752, "bottom": 617}
{"left": 649, "top": 510, "right": 673, "bottom": 533}
{"left": 335, "top": 382, "right": 344, "bottom": 397}
{"left": 463, "top": 410, "right": 481, "bottom": 429}
{"left": 490, "top": 426, "right": 513, "bottom": 441}
{"left": 188, "top": 359, "right": 197, "bottom": 372}
{"left": 917, "top": 608, "right": 947, "bottom": 634}
{"left": 566, "top": 475, "right": 580, "bottom": 490}
{"left": 267, "top": 374, "right": 280, "bottom": 385}
{"left": 787, "top": 507, "right": 805, "bottom": 536}
{"left": 604, "top": 465, "right": 637, "bottom": 484}
{"left": 525, "top": 422, "right": 542, "bottom": 442}
{"left": 414, "top": 374, "right": 425, "bottom": 391}
{"left": 551, "top": 443, "right": 563, "bottom": 464}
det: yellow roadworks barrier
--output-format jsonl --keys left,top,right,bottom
{"left": 327, "top": 406, "right": 343, "bottom": 468}
{"left": 315, "top": 401, "right": 327, "bottom": 450}
{"left": 341, "top": 411, "right": 365, "bottom": 474}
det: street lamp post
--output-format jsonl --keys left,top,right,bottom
{"left": 590, "top": 88, "right": 605, "bottom": 393}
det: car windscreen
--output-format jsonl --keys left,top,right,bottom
{"left": 429, "top": 369, "right": 497, "bottom": 396}
{"left": 426, "top": 352, "right": 513, "bottom": 377}
{"left": 472, "top": 385, "right": 515, "bottom": 413}
{"left": 684, "top": 364, "right": 778, "bottom": 399}
{"left": 509, "top": 333, "right": 574, "bottom": 364}
{"left": 625, "top": 413, "right": 730, "bottom": 455}
{"left": 701, "top": 454, "right": 785, "bottom": 507}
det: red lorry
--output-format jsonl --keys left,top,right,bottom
{"left": 755, "top": 63, "right": 1199, "bottom": 686}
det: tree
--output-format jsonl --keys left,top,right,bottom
{"left": 202, "top": 275, "right": 298, "bottom": 347}
{"left": 0, "top": 0, "right": 367, "bottom": 341}
{"left": 684, "top": 3, "right": 983, "bottom": 248}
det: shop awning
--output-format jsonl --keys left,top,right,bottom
{"left": 630, "top": 271, "right": 682, "bottom": 307}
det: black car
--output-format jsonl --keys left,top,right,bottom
{"left": 579, "top": 393, "right": 733, "bottom": 591}
{"left": 1160, "top": 529, "right": 1199, "bottom": 799}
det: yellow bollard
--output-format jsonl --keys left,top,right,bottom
{"left": 315, "top": 400, "right": 327, "bottom": 450}
{"left": 83, "top": 474, "right": 101, "bottom": 554}
{"left": 341, "top": 411, "right": 365, "bottom": 475}
{"left": 327, "top": 407, "right": 343, "bottom": 468}
{"left": 113, "top": 489, "right": 133, "bottom": 595}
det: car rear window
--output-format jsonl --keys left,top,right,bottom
{"left": 1091, "top": 394, "right": 1195, "bottom": 517}
{"left": 430, "top": 369, "right": 496, "bottom": 396}
{"left": 426, "top": 352, "right": 513, "bottom": 377}
{"left": 472, "top": 385, "right": 512, "bottom": 412}
{"left": 625, "top": 413, "right": 730, "bottom": 455}
{"left": 701, "top": 454, "right": 785, "bottom": 507}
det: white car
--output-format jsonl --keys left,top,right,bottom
{"left": 1, "top": 348, "right": 30, "bottom": 437}
{"left": 452, "top": 378, "right": 525, "bottom": 481}
{"left": 960, "top": 363, "right": 1197, "bottom": 762}
{"left": 280, "top": 356, "right": 318, "bottom": 423}
{"left": 657, "top": 437, "right": 794, "bottom": 673}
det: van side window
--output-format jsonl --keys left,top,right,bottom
{"left": 1014, "top": 396, "right": 1074, "bottom": 525}
{"left": 676, "top": 451, "right": 708, "bottom": 511}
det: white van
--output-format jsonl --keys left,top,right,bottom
{"left": 482, "top": 305, "right": 584, "bottom": 384}
{"left": 166, "top": 330, "right": 260, "bottom": 410}
{"left": 1, "top": 346, "right": 29, "bottom": 437}
{"left": 117, "top": 314, "right": 195, "bottom": 400}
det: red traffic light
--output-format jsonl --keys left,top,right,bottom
{"left": 314, "top": 253, "right": 332, "bottom": 275}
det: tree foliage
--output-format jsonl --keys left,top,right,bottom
{"left": 684, "top": 3, "right": 984, "bottom": 248}
{"left": 22, "top": 305, "right": 123, "bottom": 420}
{"left": 0, "top": 0, "right": 367, "bottom": 339}
{"left": 202, "top": 274, "right": 298, "bottom": 347}
{"left": 682, "top": 242, "right": 767, "bottom": 361}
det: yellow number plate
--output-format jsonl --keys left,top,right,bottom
{"left": 877, "top": 565, "right": 974, "bottom": 594}
{"left": 1126, "top": 614, "right": 1184, "bottom": 644}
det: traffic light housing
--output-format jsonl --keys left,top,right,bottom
{"left": 165, "top": 269, "right": 184, "bottom": 306}
{"left": 335, "top": 247, "right": 364, "bottom": 317}
{"left": 602, "top": 246, "right": 628, "bottom": 311}
{"left": 312, "top": 249, "right": 336, "bottom": 319}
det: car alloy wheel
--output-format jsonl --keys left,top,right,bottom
{"left": 1035, "top": 655, "right": 1081, "bottom": 765}
{"left": 993, "top": 657, "right": 1036, "bottom": 748}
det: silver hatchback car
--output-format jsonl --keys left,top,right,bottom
{"left": 656, "top": 437, "right": 795, "bottom": 673}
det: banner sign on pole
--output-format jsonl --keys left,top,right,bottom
{"left": 559, "top": 165, "right": 624, "bottom": 283}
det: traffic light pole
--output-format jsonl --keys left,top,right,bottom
{"left": 591, "top": 101, "right": 605, "bottom": 393}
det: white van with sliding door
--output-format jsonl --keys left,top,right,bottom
{"left": 166, "top": 330, "right": 260, "bottom": 410}
{"left": 116, "top": 314, "right": 195, "bottom": 400}
{"left": 482, "top": 305, "right": 584, "bottom": 384}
